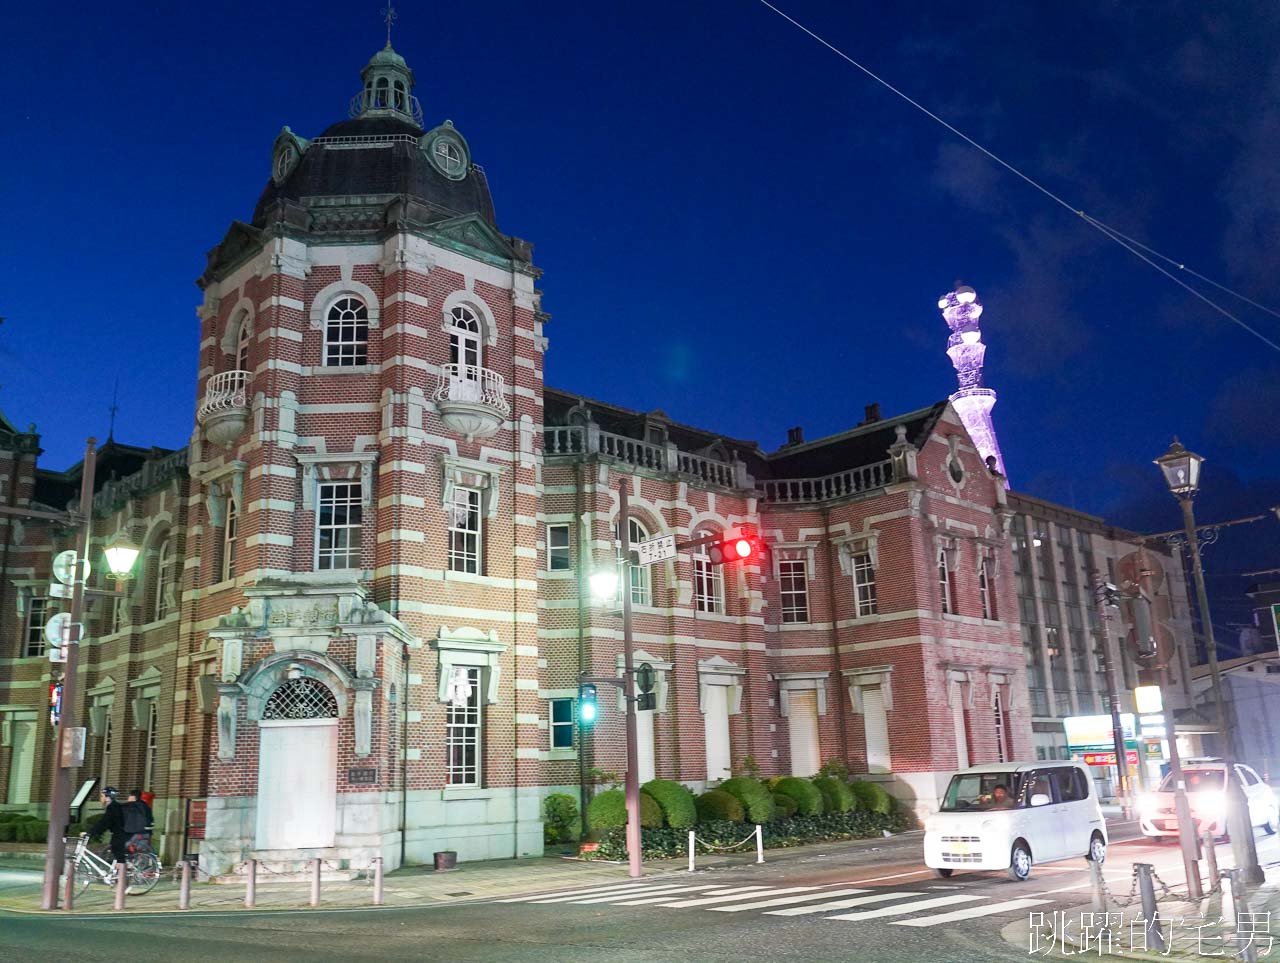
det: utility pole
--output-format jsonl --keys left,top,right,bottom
{"left": 617, "top": 479, "right": 642, "bottom": 879}
{"left": 1091, "top": 573, "right": 1133, "bottom": 817}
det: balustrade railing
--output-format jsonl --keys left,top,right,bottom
{"left": 348, "top": 91, "right": 425, "bottom": 128}
{"left": 197, "top": 370, "right": 251, "bottom": 421}
{"left": 761, "top": 460, "right": 893, "bottom": 504}
{"left": 91, "top": 447, "right": 190, "bottom": 515}
{"left": 598, "top": 431, "right": 666, "bottom": 471}
{"left": 433, "top": 364, "right": 510, "bottom": 414}
{"left": 677, "top": 451, "right": 736, "bottom": 488}
{"left": 543, "top": 426, "right": 585, "bottom": 455}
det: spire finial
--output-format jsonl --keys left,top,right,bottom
{"left": 107, "top": 377, "right": 119, "bottom": 442}
{"left": 381, "top": 3, "right": 397, "bottom": 48}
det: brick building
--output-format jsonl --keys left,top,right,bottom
{"left": 0, "top": 42, "right": 1192, "bottom": 873}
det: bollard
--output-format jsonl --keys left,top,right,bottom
{"left": 179, "top": 858, "right": 192, "bottom": 910}
{"left": 1201, "top": 829, "right": 1219, "bottom": 895}
{"left": 114, "top": 861, "right": 128, "bottom": 911}
{"left": 1135, "top": 863, "right": 1165, "bottom": 953}
{"left": 63, "top": 855, "right": 76, "bottom": 912}
{"left": 245, "top": 858, "right": 257, "bottom": 909}
{"left": 310, "top": 857, "right": 321, "bottom": 907}
{"left": 372, "top": 856, "right": 384, "bottom": 907}
{"left": 1089, "top": 858, "right": 1107, "bottom": 912}
{"left": 1223, "top": 869, "right": 1259, "bottom": 963}
{"left": 688, "top": 831, "right": 696, "bottom": 873}
{"left": 755, "top": 825, "right": 764, "bottom": 864}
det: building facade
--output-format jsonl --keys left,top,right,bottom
{"left": 0, "top": 42, "right": 1192, "bottom": 874}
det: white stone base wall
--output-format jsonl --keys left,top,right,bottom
{"left": 402, "top": 786, "right": 543, "bottom": 864}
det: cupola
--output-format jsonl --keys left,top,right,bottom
{"left": 351, "top": 44, "right": 422, "bottom": 128}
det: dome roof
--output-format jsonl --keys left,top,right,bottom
{"left": 365, "top": 44, "right": 409, "bottom": 70}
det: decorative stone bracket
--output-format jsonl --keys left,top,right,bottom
{"left": 843, "top": 665, "right": 894, "bottom": 713}
{"left": 833, "top": 530, "right": 879, "bottom": 577}
{"left": 441, "top": 455, "right": 504, "bottom": 520}
{"left": 201, "top": 461, "right": 247, "bottom": 527}
{"left": 772, "top": 671, "right": 830, "bottom": 716}
{"left": 295, "top": 450, "right": 378, "bottom": 510}
{"left": 947, "top": 666, "right": 977, "bottom": 710}
{"left": 433, "top": 626, "right": 506, "bottom": 704}
{"left": 697, "top": 655, "right": 745, "bottom": 715}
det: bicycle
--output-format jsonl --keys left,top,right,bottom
{"left": 69, "top": 834, "right": 162, "bottom": 896}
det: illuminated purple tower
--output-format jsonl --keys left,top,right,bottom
{"left": 938, "top": 283, "right": 1009, "bottom": 486}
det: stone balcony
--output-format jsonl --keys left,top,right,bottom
{"left": 198, "top": 370, "right": 252, "bottom": 448}
{"left": 433, "top": 364, "right": 510, "bottom": 440}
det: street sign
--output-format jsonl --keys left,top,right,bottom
{"left": 636, "top": 534, "right": 676, "bottom": 567}
{"left": 61, "top": 727, "right": 86, "bottom": 768}
{"left": 48, "top": 643, "right": 66, "bottom": 664}
{"left": 52, "top": 550, "right": 89, "bottom": 585}
{"left": 49, "top": 583, "right": 73, "bottom": 599}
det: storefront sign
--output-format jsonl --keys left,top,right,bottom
{"left": 1082, "top": 750, "right": 1140, "bottom": 767}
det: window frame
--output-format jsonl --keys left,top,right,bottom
{"left": 235, "top": 317, "right": 252, "bottom": 373}
{"left": 546, "top": 523, "right": 571, "bottom": 572}
{"left": 778, "top": 558, "right": 809, "bottom": 624}
{"left": 620, "top": 518, "right": 652, "bottom": 606}
{"left": 693, "top": 544, "right": 724, "bottom": 614}
{"left": 324, "top": 296, "right": 370, "bottom": 367}
{"left": 315, "top": 481, "right": 364, "bottom": 571}
{"left": 852, "top": 551, "right": 878, "bottom": 617}
{"left": 24, "top": 597, "right": 50, "bottom": 657}
{"left": 142, "top": 699, "right": 158, "bottom": 790}
{"left": 153, "top": 536, "right": 177, "bottom": 621}
{"left": 938, "top": 549, "right": 954, "bottom": 615}
{"left": 221, "top": 496, "right": 239, "bottom": 583}
{"left": 448, "top": 305, "right": 482, "bottom": 370}
{"left": 979, "top": 556, "right": 996, "bottom": 620}
{"left": 549, "top": 698, "right": 575, "bottom": 750}
{"left": 447, "top": 486, "right": 482, "bottom": 574}
{"left": 445, "top": 666, "right": 482, "bottom": 786}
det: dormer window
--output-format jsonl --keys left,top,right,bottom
{"left": 434, "top": 140, "right": 463, "bottom": 176}
{"left": 325, "top": 297, "right": 369, "bottom": 367}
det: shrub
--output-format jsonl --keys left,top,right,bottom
{"left": 587, "top": 788, "right": 628, "bottom": 830}
{"left": 719, "top": 777, "right": 776, "bottom": 824}
{"left": 639, "top": 791, "right": 664, "bottom": 829}
{"left": 733, "top": 754, "right": 762, "bottom": 779}
{"left": 543, "top": 793, "right": 580, "bottom": 845}
{"left": 771, "top": 791, "right": 798, "bottom": 819}
{"left": 816, "top": 758, "right": 851, "bottom": 783}
{"left": 696, "top": 789, "right": 744, "bottom": 824}
{"left": 773, "top": 777, "right": 824, "bottom": 815}
{"left": 17, "top": 820, "right": 49, "bottom": 843}
{"left": 813, "top": 776, "right": 856, "bottom": 813}
{"left": 642, "top": 779, "right": 697, "bottom": 830}
{"left": 0, "top": 824, "right": 15, "bottom": 843}
{"left": 849, "top": 779, "right": 894, "bottom": 815}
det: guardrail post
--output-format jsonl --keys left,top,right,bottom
{"left": 755, "top": 825, "right": 764, "bottom": 864}
{"left": 113, "top": 861, "right": 127, "bottom": 911}
{"left": 310, "top": 857, "right": 321, "bottom": 907}
{"left": 179, "top": 858, "right": 192, "bottom": 910}
{"left": 687, "top": 831, "right": 695, "bottom": 873}
{"left": 1201, "top": 829, "right": 1219, "bottom": 895}
{"left": 1135, "top": 863, "right": 1165, "bottom": 953}
{"left": 62, "top": 855, "right": 76, "bottom": 911}
{"left": 1223, "top": 869, "right": 1259, "bottom": 963}
{"left": 1089, "top": 858, "right": 1106, "bottom": 912}
{"left": 372, "top": 857, "right": 384, "bottom": 906}
{"left": 245, "top": 858, "right": 257, "bottom": 909}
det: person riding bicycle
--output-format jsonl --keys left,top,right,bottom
{"left": 83, "top": 786, "right": 130, "bottom": 866}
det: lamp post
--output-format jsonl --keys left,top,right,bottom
{"left": 1155, "top": 438, "right": 1264, "bottom": 886}
{"left": 588, "top": 478, "right": 642, "bottom": 879}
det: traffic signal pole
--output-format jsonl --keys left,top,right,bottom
{"left": 1092, "top": 573, "right": 1133, "bottom": 818}
{"left": 617, "top": 479, "right": 642, "bottom": 878}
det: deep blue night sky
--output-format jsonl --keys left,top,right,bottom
{"left": 2, "top": 2, "right": 1277, "bottom": 641}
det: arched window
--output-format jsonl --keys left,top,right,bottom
{"left": 153, "top": 536, "right": 176, "bottom": 621}
{"left": 222, "top": 497, "right": 238, "bottom": 583}
{"left": 374, "top": 77, "right": 389, "bottom": 108}
{"left": 262, "top": 677, "right": 339, "bottom": 720}
{"left": 693, "top": 528, "right": 724, "bottom": 614}
{"left": 616, "top": 518, "right": 651, "bottom": 606}
{"left": 448, "top": 305, "right": 481, "bottom": 371}
{"left": 235, "top": 316, "right": 252, "bottom": 373}
{"left": 325, "top": 297, "right": 369, "bottom": 367}
{"left": 393, "top": 80, "right": 406, "bottom": 111}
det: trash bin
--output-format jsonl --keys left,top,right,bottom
{"left": 433, "top": 850, "right": 457, "bottom": 872}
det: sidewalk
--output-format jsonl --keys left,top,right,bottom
{"left": 0, "top": 833, "right": 921, "bottom": 916}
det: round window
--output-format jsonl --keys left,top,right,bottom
{"left": 273, "top": 144, "right": 298, "bottom": 184}
{"left": 429, "top": 135, "right": 468, "bottom": 180}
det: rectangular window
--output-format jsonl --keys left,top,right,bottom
{"left": 993, "top": 689, "right": 1010, "bottom": 763}
{"left": 550, "top": 698, "right": 574, "bottom": 750}
{"left": 317, "top": 482, "right": 363, "bottom": 570}
{"left": 446, "top": 667, "right": 481, "bottom": 786}
{"left": 694, "top": 556, "right": 723, "bottom": 614}
{"left": 863, "top": 685, "right": 891, "bottom": 773}
{"left": 222, "top": 499, "right": 239, "bottom": 583}
{"left": 979, "top": 557, "right": 996, "bottom": 620}
{"left": 853, "top": 552, "right": 878, "bottom": 617}
{"left": 143, "top": 700, "right": 158, "bottom": 789}
{"left": 779, "top": 559, "right": 809, "bottom": 623}
{"left": 938, "top": 550, "right": 954, "bottom": 615}
{"left": 24, "top": 597, "right": 50, "bottom": 657}
{"left": 447, "top": 487, "right": 482, "bottom": 574}
{"left": 546, "top": 524, "right": 571, "bottom": 571}
{"left": 101, "top": 713, "right": 113, "bottom": 785}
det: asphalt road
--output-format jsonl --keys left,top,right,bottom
{"left": 4, "top": 828, "right": 1278, "bottom": 963}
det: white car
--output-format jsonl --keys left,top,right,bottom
{"left": 1138, "top": 761, "right": 1279, "bottom": 840}
{"left": 924, "top": 761, "right": 1108, "bottom": 882}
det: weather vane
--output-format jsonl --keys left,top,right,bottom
{"left": 381, "top": 3, "right": 397, "bottom": 48}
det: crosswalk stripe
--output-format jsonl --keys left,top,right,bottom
{"left": 891, "top": 897, "right": 1052, "bottom": 927}
{"left": 766, "top": 892, "right": 921, "bottom": 917}
{"left": 569, "top": 885, "right": 715, "bottom": 905}
{"left": 827, "top": 894, "right": 984, "bottom": 922}
{"left": 660, "top": 886, "right": 816, "bottom": 908}
{"left": 612, "top": 887, "right": 738, "bottom": 906}
{"left": 709, "top": 887, "right": 871, "bottom": 912}
{"left": 499, "top": 883, "right": 657, "bottom": 903}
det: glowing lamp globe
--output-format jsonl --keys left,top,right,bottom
{"left": 589, "top": 568, "right": 620, "bottom": 601}
{"left": 1154, "top": 438, "right": 1203, "bottom": 497}
{"left": 103, "top": 533, "right": 141, "bottom": 579}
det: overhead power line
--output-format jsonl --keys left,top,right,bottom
{"left": 754, "top": 0, "right": 1280, "bottom": 356}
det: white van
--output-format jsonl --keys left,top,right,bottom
{"left": 923, "top": 761, "right": 1108, "bottom": 881}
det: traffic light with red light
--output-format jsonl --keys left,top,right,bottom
{"left": 706, "top": 533, "right": 768, "bottom": 566}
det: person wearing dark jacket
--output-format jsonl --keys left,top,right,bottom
{"left": 84, "top": 787, "right": 129, "bottom": 864}
{"left": 126, "top": 789, "right": 153, "bottom": 831}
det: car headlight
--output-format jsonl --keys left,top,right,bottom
{"left": 1137, "top": 794, "right": 1158, "bottom": 816}
{"left": 1192, "top": 792, "right": 1225, "bottom": 819}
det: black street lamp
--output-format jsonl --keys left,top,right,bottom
{"left": 1155, "top": 438, "right": 1264, "bottom": 886}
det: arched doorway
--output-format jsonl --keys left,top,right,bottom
{"left": 255, "top": 677, "right": 339, "bottom": 850}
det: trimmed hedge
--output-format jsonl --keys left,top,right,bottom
{"left": 587, "top": 789, "right": 628, "bottom": 830}
{"left": 639, "top": 791, "right": 664, "bottom": 829}
{"left": 849, "top": 779, "right": 894, "bottom": 815}
{"left": 773, "top": 777, "right": 824, "bottom": 816}
{"left": 813, "top": 776, "right": 857, "bottom": 813}
{"left": 696, "top": 790, "right": 744, "bottom": 824}
{"left": 771, "top": 791, "right": 798, "bottom": 819}
{"left": 718, "top": 777, "right": 776, "bottom": 824}
{"left": 543, "top": 793, "right": 580, "bottom": 845}
{"left": 642, "top": 779, "right": 697, "bottom": 830}
{"left": 16, "top": 820, "right": 48, "bottom": 843}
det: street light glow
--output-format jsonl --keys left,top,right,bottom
{"left": 589, "top": 568, "right": 619, "bottom": 601}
